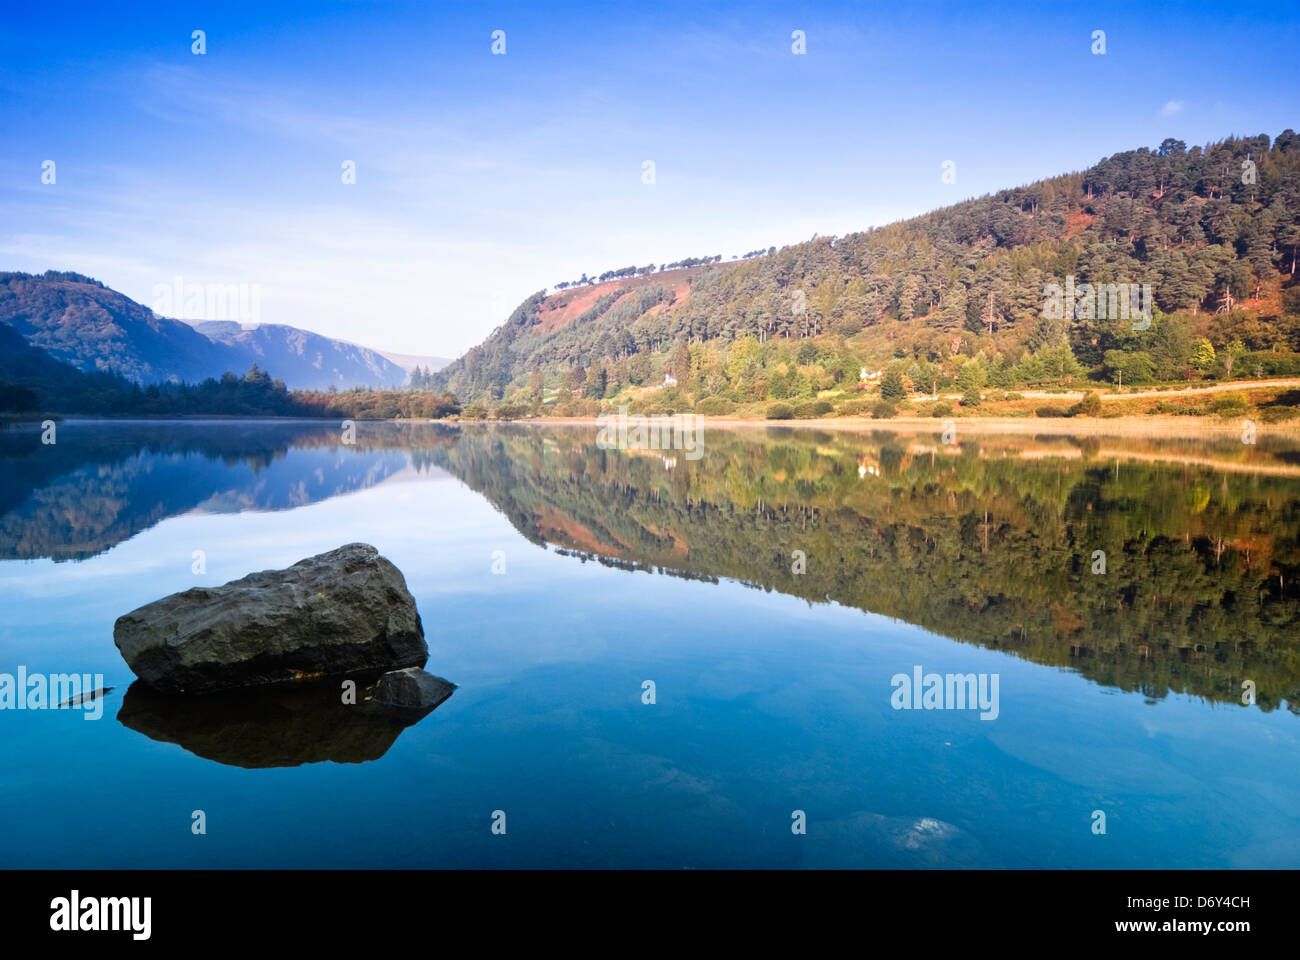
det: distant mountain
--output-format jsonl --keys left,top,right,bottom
{"left": 190, "top": 320, "right": 409, "bottom": 390}
{"left": 374, "top": 349, "right": 452, "bottom": 376}
{"left": 0, "top": 272, "right": 413, "bottom": 390}
{"left": 0, "top": 271, "right": 244, "bottom": 384}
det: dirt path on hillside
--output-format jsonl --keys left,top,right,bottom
{"left": 918, "top": 378, "right": 1300, "bottom": 403}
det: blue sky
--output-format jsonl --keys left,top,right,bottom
{"left": 2, "top": 0, "right": 1296, "bottom": 357}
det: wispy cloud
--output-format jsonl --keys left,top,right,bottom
{"left": 2, "top": 3, "right": 1295, "bottom": 359}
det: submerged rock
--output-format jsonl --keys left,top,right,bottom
{"left": 113, "top": 543, "right": 427, "bottom": 694}
{"left": 371, "top": 667, "right": 456, "bottom": 710}
{"left": 800, "top": 811, "right": 988, "bottom": 868}
{"left": 58, "top": 687, "right": 114, "bottom": 709}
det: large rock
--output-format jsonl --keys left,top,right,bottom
{"left": 114, "top": 543, "right": 427, "bottom": 694}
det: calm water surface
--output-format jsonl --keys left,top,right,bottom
{"left": 1, "top": 419, "right": 1297, "bottom": 868}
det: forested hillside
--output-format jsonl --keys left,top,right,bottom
{"left": 436, "top": 133, "right": 1300, "bottom": 410}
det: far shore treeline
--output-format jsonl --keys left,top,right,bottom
{"left": 0, "top": 362, "right": 463, "bottom": 420}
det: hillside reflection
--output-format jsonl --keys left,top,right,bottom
{"left": 430, "top": 424, "right": 1300, "bottom": 715}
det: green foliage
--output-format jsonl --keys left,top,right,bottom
{"left": 1014, "top": 342, "right": 1085, "bottom": 385}
{"left": 766, "top": 402, "right": 795, "bottom": 420}
{"left": 1189, "top": 338, "right": 1216, "bottom": 371}
{"left": 957, "top": 360, "right": 985, "bottom": 406}
{"left": 1227, "top": 351, "right": 1300, "bottom": 379}
{"left": 1103, "top": 350, "right": 1157, "bottom": 385}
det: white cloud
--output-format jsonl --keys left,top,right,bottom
{"left": 1160, "top": 100, "right": 1184, "bottom": 116}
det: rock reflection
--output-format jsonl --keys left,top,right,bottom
{"left": 116, "top": 673, "right": 453, "bottom": 768}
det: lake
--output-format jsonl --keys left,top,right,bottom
{"left": 1, "top": 418, "right": 1297, "bottom": 868}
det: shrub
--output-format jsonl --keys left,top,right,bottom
{"left": 836, "top": 398, "right": 872, "bottom": 416}
{"left": 1207, "top": 393, "right": 1252, "bottom": 418}
{"left": 871, "top": 400, "right": 897, "bottom": 419}
{"left": 637, "top": 398, "right": 671, "bottom": 415}
{"left": 1036, "top": 405, "right": 1070, "bottom": 418}
{"left": 492, "top": 403, "right": 528, "bottom": 420}
{"left": 694, "top": 397, "right": 735, "bottom": 416}
{"left": 461, "top": 402, "right": 488, "bottom": 420}
{"left": 930, "top": 401, "right": 953, "bottom": 418}
{"left": 1260, "top": 405, "right": 1300, "bottom": 423}
{"left": 793, "top": 399, "right": 834, "bottom": 418}
{"left": 766, "top": 402, "right": 794, "bottom": 420}
{"left": 1069, "top": 391, "right": 1102, "bottom": 417}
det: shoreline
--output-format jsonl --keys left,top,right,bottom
{"left": 522, "top": 413, "right": 1295, "bottom": 438}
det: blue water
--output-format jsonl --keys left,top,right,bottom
{"left": 1, "top": 419, "right": 1297, "bottom": 868}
